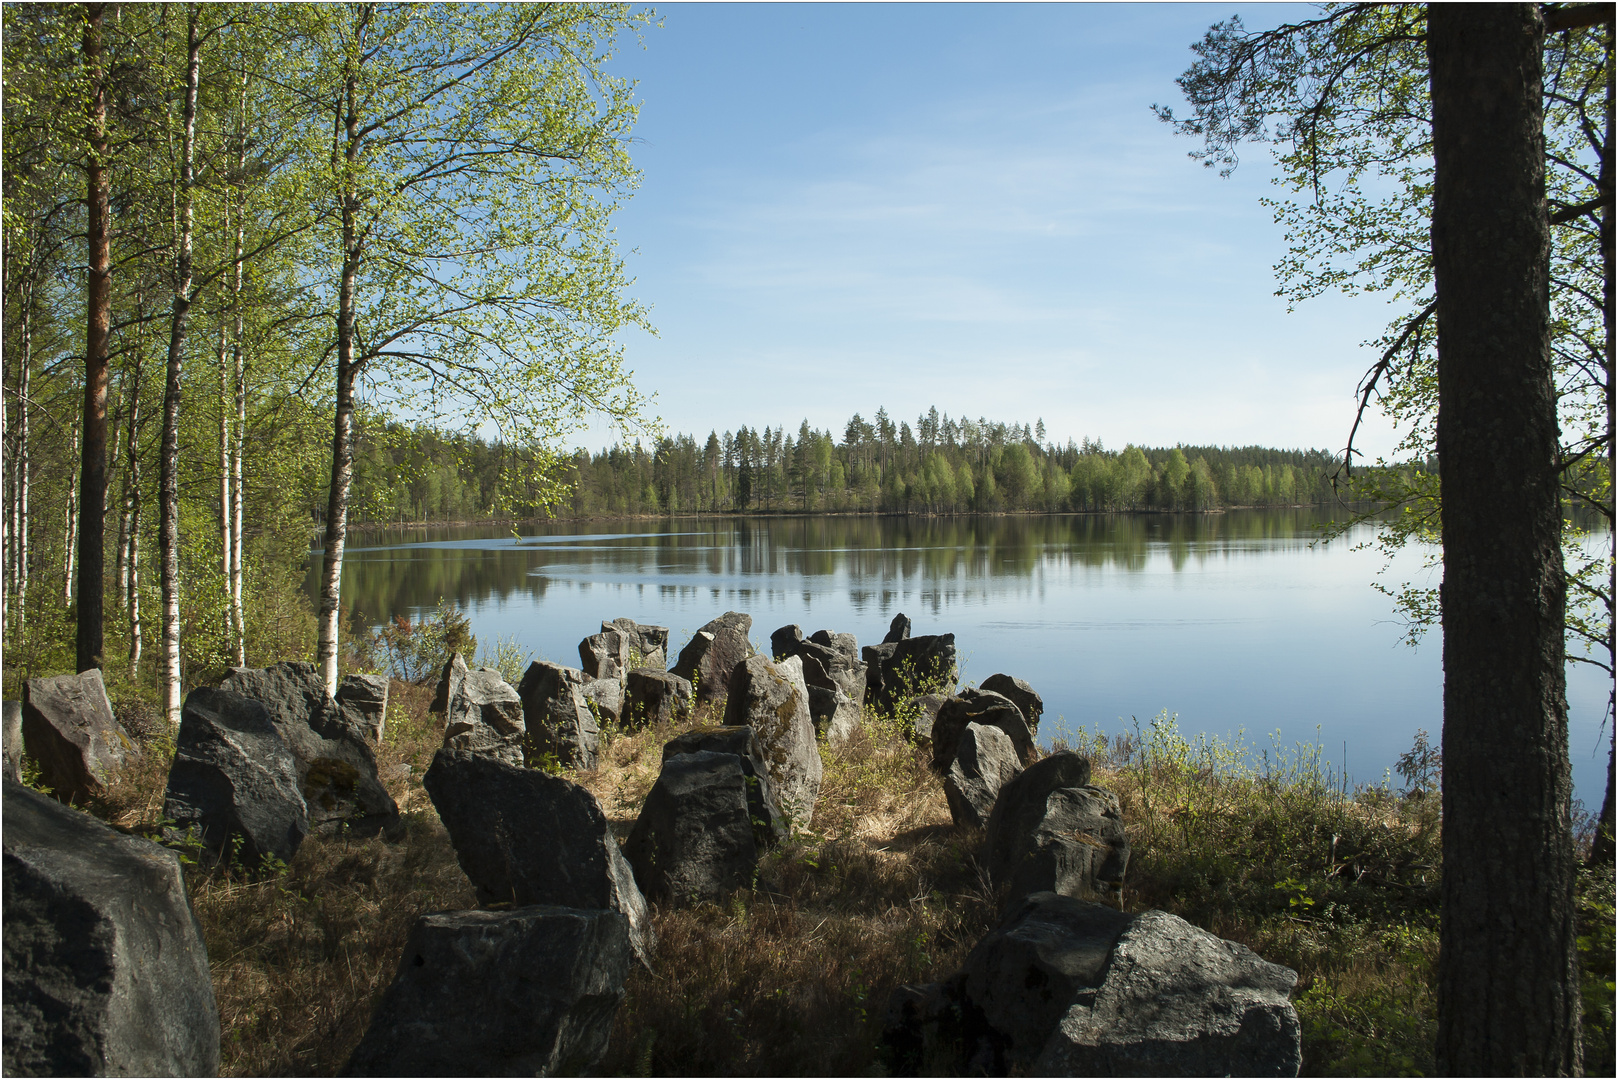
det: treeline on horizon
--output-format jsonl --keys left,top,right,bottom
{"left": 347, "top": 408, "right": 1350, "bottom": 524}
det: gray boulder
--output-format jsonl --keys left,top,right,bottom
{"left": 344, "top": 906, "right": 631, "bottom": 1077}
{"left": 670, "top": 627, "right": 751, "bottom": 705}
{"left": 429, "top": 652, "right": 468, "bottom": 714}
{"left": 700, "top": 610, "right": 753, "bottom": 638}
{"left": 722, "top": 654, "right": 821, "bottom": 828}
{"left": 623, "top": 669, "right": 693, "bottom": 728}
{"left": 335, "top": 672, "right": 390, "bottom": 743}
{"left": 4, "top": 700, "right": 22, "bottom": 784}
{"left": 441, "top": 665, "right": 527, "bottom": 768}
{"left": 163, "top": 687, "right": 309, "bottom": 868}
{"left": 21, "top": 669, "right": 138, "bottom": 803}
{"left": 603, "top": 618, "right": 669, "bottom": 670}
{"left": 980, "top": 673, "right": 1044, "bottom": 734}
{"left": 582, "top": 678, "right": 623, "bottom": 726}
{"left": 907, "top": 693, "right": 950, "bottom": 743}
{"left": 797, "top": 648, "right": 864, "bottom": 748}
{"left": 3, "top": 782, "right": 220, "bottom": 1077}
{"left": 1034, "top": 907, "right": 1301, "bottom": 1077}
{"left": 662, "top": 726, "right": 786, "bottom": 843}
{"left": 931, "top": 688, "right": 1035, "bottom": 772}
{"left": 883, "top": 612, "right": 912, "bottom": 643}
{"left": 984, "top": 752, "right": 1128, "bottom": 910}
{"left": 517, "top": 661, "right": 598, "bottom": 770}
{"left": 809, "top": 628, "right": 860, "bottom": 664}
{"left": 625, "top": 751, "right": 763, "bottom": 905}
{"left": 579, "top": 629, "right": 630, "bottom": 682}
{"left": 865, "top": 633, "right": 958, "bottom": 714}
{"left": 770, "top": 623, "right": 805, "bottom": 660}
{"left": 423, "top": 749, "right": 654, "bottom": 967}
{"left": 943, "top": 722, "right": 1023, "bottom": 830}
{"left": 219, "top": 661, "right": 398, "bottom": 834}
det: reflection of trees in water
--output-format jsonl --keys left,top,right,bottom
{"left": 314, "top": 509, "right": 1347, "bottom": 626}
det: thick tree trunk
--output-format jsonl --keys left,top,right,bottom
{"left": 1428, "top": 6, "right": 1580, "bottom": 1075}
{"left": 77, "top": 0, "right": 110, "bottom": 673}
{"left": 158, "top": 7, "right": 202, "bottom": 725}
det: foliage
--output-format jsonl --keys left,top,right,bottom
{"left": 347, "top": 598, "right": 475, "bottom": 685}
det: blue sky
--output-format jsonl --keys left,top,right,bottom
{"left": 594, "top": 2, "right": 1413, "bottom": 458}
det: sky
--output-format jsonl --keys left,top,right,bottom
{"left": 591, "top": 2, "right": 1413, "bottom": 458}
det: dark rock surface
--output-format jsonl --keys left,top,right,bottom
{"left": 809, "top": 628, "right": 860, "bottom": 664}
{"left": 943, "top": 722, "right": 1023, "bottom": 830}
{"left": 661, "top": 726, "right": 786, "bottom": 843}
{"left": 1034, "top": 907, "right": 1301, "bottom": 1076}
{"left": 625, "top": 751, "right": 762, "bottom": 905}
{"left": 930, "top": 688, "right": 1035, "bottom": 772}
{"left": 623, "top": 669, "right": 693, "bottom": 728}
{"left": 344, "top": 905, "right": 631, "bottom": 1078}
{"left": 984, "top": 752, "right": 1128, "bottom": 909}
{"left": 722, "top": 654, "right": 821, "bottom": 828}
{"left": 582, "top": 678, "right": 623, "bottom": 726}
{"left": 4, "top": 700, "right": 22, "bottom": 784}
{"left": 423, "top": 749, "right": 654, "bottom": 967}
{"left": 979, "top": 673, "right": 1043, "bottom": 734}
{"left": 21, "top": 669, "right": 138, "bottom": 802}
{"left": 579, "top": 629, "right": 630, "bottom": 682}
{"left": 670, "top": 627, "right": 751, "bottom": 704}
{"left": 517, "top": 661, "right": 598, "bottom": 770}
{"left": 604, "top": 618, "right": 670, "bottom": 670}
{"left": 219, "top": 661, "right": 398, "bottom": 834}
{"left": 162, "top": 687, "right": 308, "bottom": 867}
{"left": 335, "top": 672, "right": 390, "bottom": 743}
{"left": 429, "top": 653, "right": 467, "bottom": 714}
{"left": 4, "top": 781, "right": 220, "bottom": 1077}
{"left": 907, "top": 693, "right": 950, "bottom": 743}
{"left": 770, "top": 623, "right": 805, "bottom": 661}
{"left": 700, "top": 610, "right": 753, "bottom": 638}
{"left": 883, "top": 612, "right": 912, "bottom": 643}
{"left": 865, "top": 633, "right": 959, "bottom": 714}
{"left": 796, "top": 648, "right": 863, "bottom": 748}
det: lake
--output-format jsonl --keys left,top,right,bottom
{"left": 311, "top": 510, "right": 1612, "bottom": 809}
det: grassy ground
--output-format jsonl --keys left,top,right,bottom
{"left": 65, "top": 684, "right": 1616, "bottom": 1076}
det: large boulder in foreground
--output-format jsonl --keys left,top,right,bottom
{"left": 943, "top": 722, "right": 1022, "bottom": 830}
{"left": 723, "top": 654, "right": 821, "bottom": 829}
{"left": 4, "top": 781, "right": 220, "bottom": 1077}
{"left": 423, "top": 749, "right": 654, "bottom": 967}
{"left": 21, "top": 669, "right": 139, "bottom": 803}
{"left": 625, "top": 751, "right": 764, "bottom": 905}
{"left": 984, "top": 752, "right": 1128, "bottom": 910}
{"left": 219, "top": 661, "right": 397, "bottom": 834}
{"left": 344, "top": 905, "right": 630, "bottom": 1078}
{"left": 931, "top": 688, "right": 1035, "bottom": 772}
{"left": 1033, "top": 906, "right": 1302, "bottom": 1076}
{"left": 162, "top": 687, "right": 308, "bottom": 868}
{"left": 662, "top": 725, "right": 786, "bottom": 843}
{"left": 517, "top": 661, "right": 598, "bottom": 770}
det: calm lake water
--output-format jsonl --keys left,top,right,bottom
{"left": 310, "top": 510, "right": 1612, "bottom": 808}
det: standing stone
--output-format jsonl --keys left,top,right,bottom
{"left": 622, "top": 669, "right": 693, "bottom": 728}
{"left": 603, "top": 618, "right": 669, "bottom": 670}
{"left": 3, "top": 700, "right": 22, "bottom": 784}
{"left": 442, "top": 667, "right": 527, "bottom": 769}
{"left": 423, "top": 749, "right": 655, "bottom": 967}
{"left": 162, "top": 687, "right": 308, "bottom": 868}
{"left": 582, "top": 678, "right": 623, "bottom": 726}
{"left": 984, "top": 752, "right": 1129, "bottom": 910}
{"left": 907, "top": 693, "right": 950, "bottom": 743}
{"left": 796, "top": 648, "right": 863, "bottom": 747}
{"left": 670, "top": 626, "right": 751, "bottom": 705}
{"left": 931, "top": 688, "right": 1035, "bottom": 772}
{"left": 661, "top": 725, "right": 786, "bottom": 844}
{"left": 335, "top": 672, "right": 390, "bottom": 743}
{"left": 220, "top": 662, "right": 398, "bottom": 834}
{"left": 625, "top": 751, "right": 762, "bottom": 905}
{"left": 4, "top": 782, "right": 220, "bottom": 1077}
{"left": 722, "top": 654, "right": 821, "bottom": 828}
{"left": 344, "top": 906, "right": 631, "bottom": 1078}
{"left": 517, "top": 661, "right": 598, "bottom": 770}
{"left": 865, "top": 633, "right": 959, "bottom": 715}
{"left": 700, "top": 611, "right": 753, "bottom": 638}
{"left": 770, "top": 623, "right": 805, "bottom": 660}
{"left": 429, "top": 653, "right": 468, "bottom": 714}
{"left": 809, "top": 628, "right": 860, "bottom": 664}
{"left": 980, "top": 673, "right": 1044, "bottom": 734}
{"left": 1034, "top": 908, "right": 1301, "bottom": 1076}
{"left": 943, "top": 723, "right": 1023, "bottom": 830}
{"left": 883, "top": 612, "right": 912, "bottom": 643}
{"left": 21, "top": 670, "right": 138, "bottom": 803}
{"left": 579, "top": 630, "right": 630, "bottom": 682}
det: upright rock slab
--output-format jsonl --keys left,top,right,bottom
{"left": 335, "top": 672, "right": 390, "bottom": 743}
{"left": 865, "top": 633, "right": 959, "bottom": 715}
{"left": 4, "top": 782, "right": 220, "bottom": 1077}
{"left": 1034, "top": 908, "right": 1301, "bottom": 1076}
{"left": 344, "top": 906, "right": 631, "bottom": 1078}
{"left": 943, "top": 722, "right": 1023, "bottom": 830}
{"left": 984, "top": 752, "right": 1128, "bottom": 910}
{"left": 623, "top": 669, "right": 693, "bottom": 728}
{"left": 423, "top": 749, "right": 654, "bottom": 967}
{"left": 722, "top": 654, "right": 821, "bottom": 828}
{"left": 21, "top": 670, "right": 138, "bottom": 803}
{"left": 517, "top": 661, "right": 598, "bottom": 770}
{"left": 931, "top": 688, "right": 1035, "bottom": 771}
{"left": 579, "top": 630, "right": 630, "bottom": 682}
{"left": 670, "top": 625, "right": 751, "bottom": 705}
{"left": 220, "top": 662, "right": 397, "bottom": 834}
{"left": 625, "top": 751, "right": 762, "bottom": 905}
{"left": 662, "top": 725, "right": 786, "bottom": 843}
{"left": 781, "top": 636, "right": 867, "bottom": 747}
{"left": 980, "top": 673, "right": 1043, "bottom": 734}
{"left": 604, "top": 618, "right": 669, "bottom": 670}
{"left": 163, "top": 687, "right": 308, "bottom": 868}
{"left": 441, "top": 666, "right": 527, "bottom": 768}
